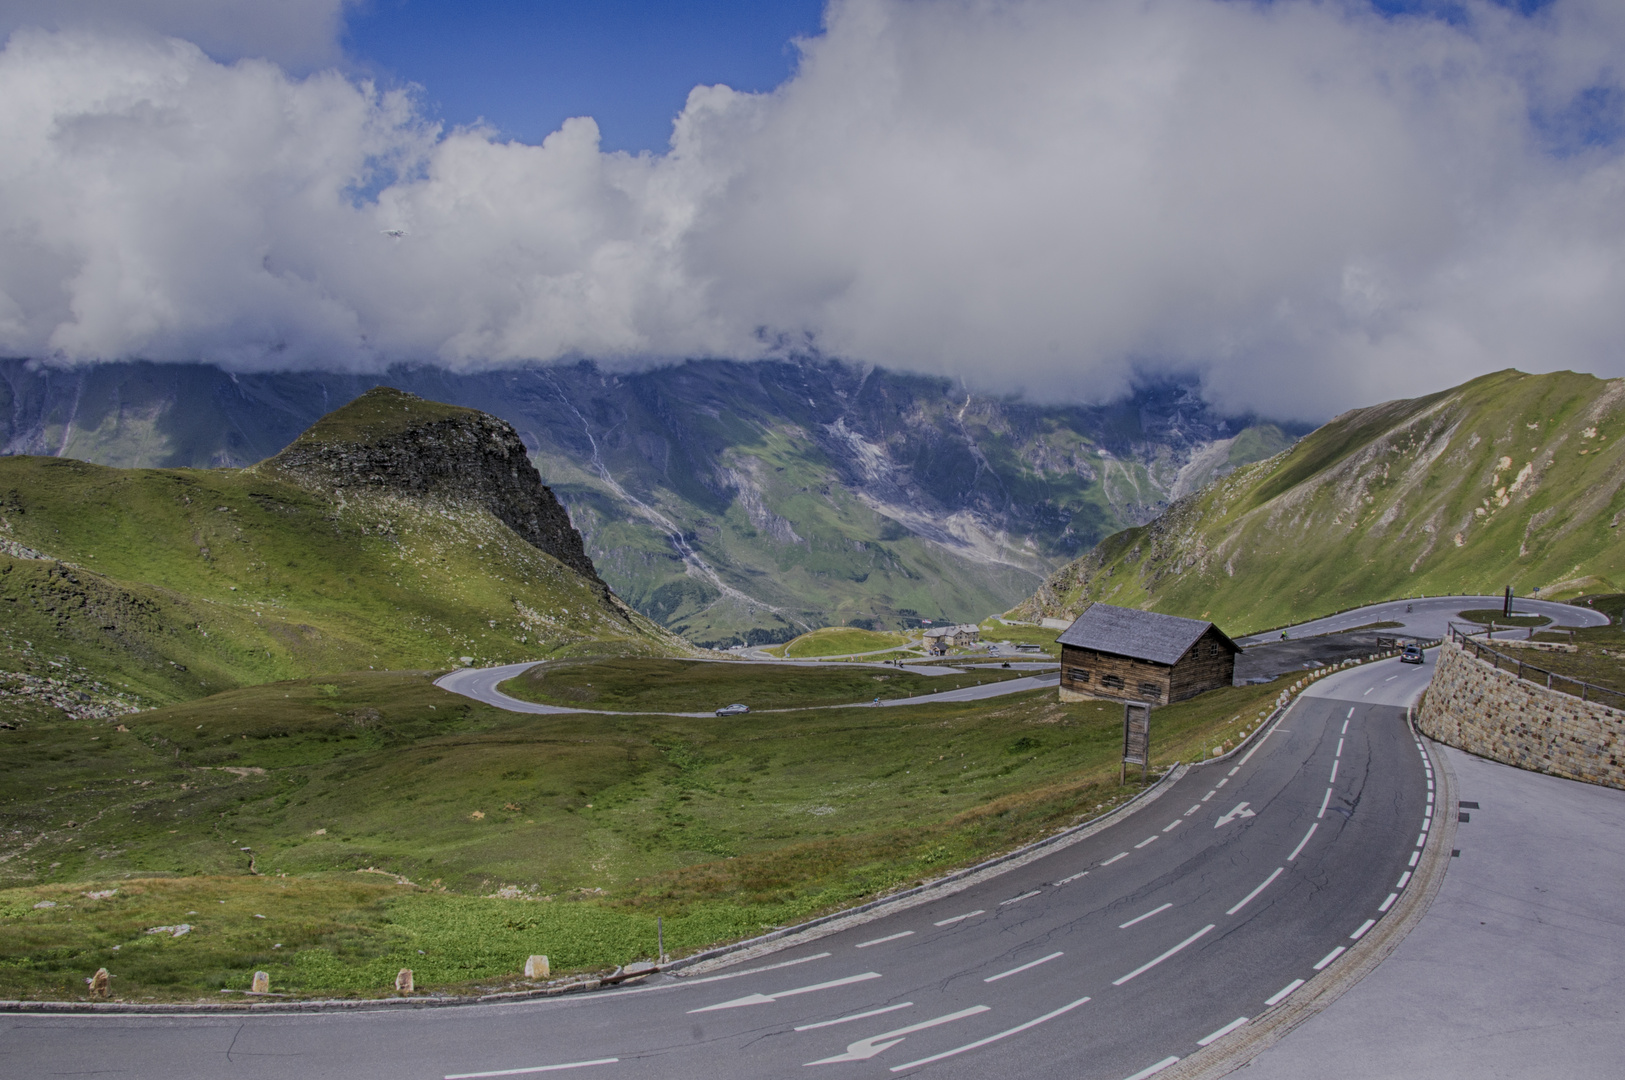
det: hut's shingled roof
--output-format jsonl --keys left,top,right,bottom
{"left": 1055, "top": 603, "right": 1236, "bottom": 665}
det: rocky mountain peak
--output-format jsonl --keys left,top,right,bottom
{"left": 263, "top": 386, "right": 604, "bottom": 587}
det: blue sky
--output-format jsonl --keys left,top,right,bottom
{"left": 345, "top": 0, "right": 827, "bottom": 153}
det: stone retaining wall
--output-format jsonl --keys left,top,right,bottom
{"left": 1419, "top": 641, "right": 1625, "bottom": 790}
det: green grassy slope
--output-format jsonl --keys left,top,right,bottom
{"left": 0, "top": 458, "right": 675, "bottom": 707}
{"left": 0, "top": 669, "right": 1282, "bottom": 999}
{"left": 1013, "top": 370, "right": 1625, "bottom": 633}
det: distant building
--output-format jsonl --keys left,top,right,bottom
{"left": 1055, "top": 603, "right": 1237, "bottom": 705}
{"left": 923, "top": 624, "right": 982, "bottom": 655}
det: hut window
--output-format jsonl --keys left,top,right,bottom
{"left": 1139, "top": 681, "right": 1160, "bottom": 697}
{"left": 1071, "top": 669, "right": 1091, "bottom": 684}
{"left": 1102, "top": 674, "right": 1125, "bottom": 690}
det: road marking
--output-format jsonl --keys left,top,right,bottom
{"left": 1214, "top": 802, "right": 1255, "bottom": 828}
{"left": 808, "top": 1005, "right": 991, "bottom": 1065}
{"left": 1216, "top": 778, "right": 1229, "bottom": 788}
{"left": 984, "top": 951, "right": 1064, "bottom": 982}
{"left": 1135, "top": 836, "right": 1159, "bottom": 849}
{"left": 1112, "top": 924, "right": 1215, "bottom": 985}
{"left": 1416, "top": 831, "right": 1428, "bottom": 847}
{"left": 1228, "top": 766, "right": 1240, "bottom": 776}
{"left": 1408, "top": 850, "right": 1420, "bottom": 867}
{"left": 1314, "top": 946, "right": 1346, "bottom": 970}
{"left": 1336, "top": 738, "right": 1344, "bottom": 757}
{"left": 797, "top": 1002, "right": 914, "bottom": 1031}
{"left": 677, "top": 952, "right": 830, "bottom": 987}
{"left": 1288, "top": 822, "right": 1317, "bottom": 861}
{"left": 446, "top": 1060, "right": 619, "bottom": 1079}
{"left": 690, "top": 972, "right": 882, "bottom": 1012}
{"left": 1379, "top": 892, "right": 1398, "bottom": 912}
{"left": 934, "top": 910, "right": 985, "bottom": 927}
{"left": 1347, "top": 708, "right": 1354, "bottom": 718}
{"left": 1000, "top": 890, "right": 1042, "bottom": 906}
{"left": 1265, "top": 979, "right": 1305, "bottom": 1006}
{"left": 1397, "top": 870, "right": 1412, "bottom": 889}
{"left": 856, "top": 931, "right": 914, "bottom": 949}
{"left": 1426, "top": 778, "right": 1434, "bottom": 791}
{"left": 1198, "top": 1017, "right": 1249, "bottom": 1046}
{"left": 1427, "top": 790, "right": 1434, "bottom": 804}
{"left": 1317, "top": 788, "right": 1333, "bottom": 819}
{"left": 888, "top": 997, "right": 1090, "bottom": 1072}
{"left": 1363, "top": 687, "right": 1373, "bottom": 696}
{"left": 1385, "top": 675, "right": 1398, "bottom": 682}
{"left": 1120, "top": 903, "right": 1173, "bottom": 929}
{"left": 1350, "top": 918, "right": 1376, "bottom": 940}
{"left": 1202, "top": 790, "right": 1216, "bottom": 802}
{"left": 1122, "top": 1056, "right": 1181, "bottom": 1080}
{"left": 1328, "top": 760, "right": 1339, "bottom": 783}
{"left": 1102, "top": 852, "right": 1128, "bottom": 866}
{"left": 1341, "top": 720, "right": 1349, "bottom": 734}
{"left": 1056, "top": 871, "right": 1089, "bottom": 886}
{"left": 1184, "top": 804, "right": 1201, "bottom": 817}
{"left": 1226, "top": 867, "right": 1283, "bottom": 915}
{"left": 1162, "top": 820, "right": 1182, "bottom": 833}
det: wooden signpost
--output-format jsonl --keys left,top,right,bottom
{"left": 1122, "top": 701, "right": 1152, "bottom": 784}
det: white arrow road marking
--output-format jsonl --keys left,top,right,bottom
{"left": 1214, "top": 802, "right": 1256, "bottom": 828}
{"left": 805, "top": 1006, "right": 990, "bottom": 1064}
{"left": 689, "top": 971, "right": 881, "bottom": 1012}
{"left": 445, "top": 1059, "right": 619, "bottom": 1079}
{"left": 889, "top": 997, "right": 1091, "bottom": 1072}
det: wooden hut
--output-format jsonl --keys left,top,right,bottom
{"left": 1056, "top": 603, "right": 1238, "bottom": 705}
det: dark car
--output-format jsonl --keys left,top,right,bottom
{"left": 1400, "top": 644, "right": 1425, "bottom": 664}
{"left": 714, "top": 703, "right": 750, "bottom": 717}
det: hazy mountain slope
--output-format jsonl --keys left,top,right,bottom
{"left": 0, "top": 358, "right": 1299, "bottom": 645}
{"left": 0, "top": 389, "right": 680, "bottom": 706}
{"left": 1012, "top": 369, "right": 1625, "bottom": 634}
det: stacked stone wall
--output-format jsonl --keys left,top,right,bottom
{"left": 1418, "top": 641, "right": 1625, "bottom": 790}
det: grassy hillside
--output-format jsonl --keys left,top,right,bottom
{"left": 0, "top": 669, "right": 1281, "bottom": 999}
{"left": 0, "top": 441, "right": 678, "bottom": 707}
{"left": 1013, "top": 370, "right": 1625, "bottom": 633}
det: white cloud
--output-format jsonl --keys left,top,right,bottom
{"left": 0, "top": 0, "right": 351, "bottom": 67}
{"left": 0, "top": 0, "right": 1623, "bottom": 419}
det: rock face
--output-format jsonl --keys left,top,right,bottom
{"left": 266, "top": 387, "right": 604, "bottom": 590}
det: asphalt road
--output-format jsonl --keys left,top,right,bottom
{"left": 1234, "top": 594, "right": 1608, "bottom": 646}
{"left": 434, "top": 662, "right": 1061, "bottom": 717}
{"left": 3, "top": 656, "right": 1438, "bottom": 1080}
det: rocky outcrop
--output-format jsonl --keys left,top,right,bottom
{"left": 264, "top": 387, "right": 604, "bottom": 589}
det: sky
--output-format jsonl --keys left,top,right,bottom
{"left": 0, "top": 0, "right": 1622, "bottom": 420}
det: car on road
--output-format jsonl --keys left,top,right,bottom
{"left": 714, "top": 703, "right": 750, "bottom": 716}
{"left": 1400, "top": 644, "right": 1425, "bottom": 664}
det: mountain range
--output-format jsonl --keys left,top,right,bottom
{"left": 1012, "top": 369, "right": 1625, "bottom": 634}
{"left": 0, "top": 358, "right": 1297, "bottom": 646}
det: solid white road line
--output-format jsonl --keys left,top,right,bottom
{"left": 1350, "top": 918, "right": 1376, "bottom": 940}
{"left": 1264, "top": 979, "right": 1305, "bottom": 1007}
{"left": 1313, "top": 946, "right": 1346, "bottom": 970}
{"left": 1119, "top": 903, "right": 1173, "bottom": 929}
{"left": 1102, "top": 852, "right": 1129, "bottom": 866}
{"left": 1226, "top": 867, "right": 1283, "bottom": 915}
{"left": 1287, "top": 822, "right": 1317, "bottom": 861}
{"left": 1000, "top": 890, "right": 1042, "bottom": 906}
{"left": 806, "top": 1005, "right": 990, "bottom": 1064}
{"left": 1328, "top": 760, "right": 1339, "bottom": 783}
{"left": 1317, "top": 788, "right": 1333, "bottom": 819}
{"left": 446, "top": 1059, "right": 619, "bottom": 1079}
{"left": 1122, "top": 1056, "right": 1181, "bottom": 1080}
{"left": 1055, "top": 870, "right": 1089, "bottom": 886}
{"left": 1198, "top": 1017, "right": 1249, "bottom": 1046}
{"left": 888, "top": 996, "right": 1091, "bottom": 1072}
{"left": 1112, "top": 925, "right": 1215, "bottom": 985}
{"left": 1378, "top": 892, "right": 1398, "bottom": 912}
{"left": 1135, "top": 836, "right": 1159, "bottom": 849}
{"left": 984, "top": 951, "right": 1064, "bottom": 982}
{"left": 690, "top": 972, "right": 883, "bottom": 1012}
{"left": 856, "top": 931, "right": 914, "bottom": 949}
{"left": 797, "top": 1002, "right": 914, "bottom": 1031}
{"left": 934, "top": 910, "right": 985, "bottom": 927}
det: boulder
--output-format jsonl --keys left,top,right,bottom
{"left": 524, "top": 955, "right": 550, "bottom": 979}
{"left": 87, "top": 968, "right": 111, "bottom": 998}
{"left": 395, "top": 968, "right": 414, "bottom": 993}
{"left": 251, "top": 971, "right": 270, "bottom": 994}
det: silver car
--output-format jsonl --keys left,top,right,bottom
{"left": 715, "top": 703, "right": 750, "bottom": 716}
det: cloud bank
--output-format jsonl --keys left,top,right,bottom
{"left": 1, "top": 0, "right": 1622, "bottom": 419}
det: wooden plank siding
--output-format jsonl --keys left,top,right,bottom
{"left": 1059, "top": 626, "right": 1236, "bottom": 706}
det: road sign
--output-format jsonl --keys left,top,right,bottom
{"left": 1122, "top": 701, "right": 1152, "bottom": 784}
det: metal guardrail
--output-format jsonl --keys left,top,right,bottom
{"left": 1446, "top": 624, "right": 1625, "bottom": 712}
